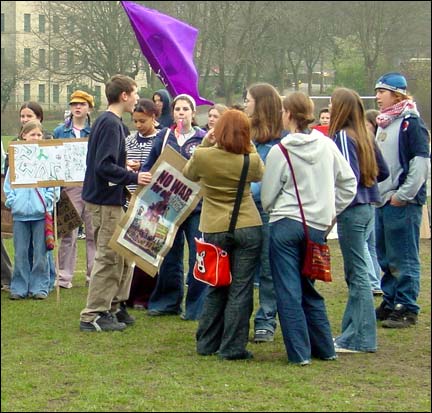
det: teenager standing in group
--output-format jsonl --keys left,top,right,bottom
{"left": 5, "top": 102, "right": 57, "bottom": 291}
{"left": 79, "top": 75, "right": 152, "bottom": 332}
{"left": 4, "top": 120, "right": 60, "bottom": 300}
{"left": 262, "top": 92, "right": 356, "bottom": 365}
{"left": 124, "top": 98, "right": 171, "bottom": 310}
{"left": 373, "top": 72, "right": 430, "bottom": 328}
{"left": 54, "top": 90, "right": 95, "bottom": 289}
{"left": 244, "top": 83, "right": 285, "bottom": 343}
{"left": 140, "top": 94, "right": 207, "bottom": 320}
{"left": 329, "top": 87, "right": 389, "bottom": 354}
{"left": 183, "top": 109, "right": 264, "bottom": 360}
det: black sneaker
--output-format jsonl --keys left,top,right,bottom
{"left": 382, "top": 304, "right": 418, "bottom": 328}
{"left": 375, "top": 301, "right": 392, "bottom": 321}
{"left": 113, "top": 307, "right": 135, "bottom": 325}
{"left": 80, "top": 312, "right": 127, "bottom": 332}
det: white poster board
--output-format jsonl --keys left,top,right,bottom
{"left": 8, "top": 138, "right": 88, "bottom": 188}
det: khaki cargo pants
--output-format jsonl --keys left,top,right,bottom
{"left": 80, "top": 203, "right": 133, "bottom": 322}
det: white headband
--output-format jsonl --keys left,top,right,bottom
{"left": 173, "top": 94, "right": 196, "bottom": 111}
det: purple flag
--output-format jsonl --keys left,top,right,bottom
{"left": 121, "top": 1, "right": 213, "bottom": 106}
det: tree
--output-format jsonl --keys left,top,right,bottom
{"left": 1, "top": 57, "right": 19, "bottom": 112}
{"left": 36, "top": 1, "right": 145, "bottom": 84}
{"left": 337, "top": 1, "right": 430, "bottom": 90}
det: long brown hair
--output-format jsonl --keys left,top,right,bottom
{"left": 248, "top": 83, "right": 283, "bottom": 144}
{"left": 329, "top": 88, "right": 378, "bottom": 187}
{"left": 214, "top": 110, "right": 252, "bottom": 154}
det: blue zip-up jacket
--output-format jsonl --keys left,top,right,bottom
{"left": 53, "top": 120, "right": 91, "bottom": 139}
{"left": 251, "top": 133, "right": 286, "bottom": 206}
{"left": 334, "top": 130, "right": 389, "bottom": 207}
{"left": 4, "top": 169, "right": 60, "bottom": 221}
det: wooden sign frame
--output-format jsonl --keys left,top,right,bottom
{"left": 8, "top": 138, "right": 88, "bottom": 188}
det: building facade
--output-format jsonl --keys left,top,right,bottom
{"left": 1, "top": 1, "right": 147, "bottom": 111}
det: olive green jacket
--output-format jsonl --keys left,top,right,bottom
{"left": 183, "top": 139, "right": 264, "bottom": 233}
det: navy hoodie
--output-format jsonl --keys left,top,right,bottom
{"left": 153, "top": 89, "right": 174, "bottom": 128}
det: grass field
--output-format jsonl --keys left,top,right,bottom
{"left": 1, "top": 238, "right": 430, "bottom": 412}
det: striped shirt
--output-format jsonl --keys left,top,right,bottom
{"left": 125, "top": 131, "right": 157, "bottom": 195}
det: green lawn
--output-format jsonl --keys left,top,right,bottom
{"left": 1, "top": 239, "right": 431, "bottom": 412}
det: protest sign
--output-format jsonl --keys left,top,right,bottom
{"left": 8, "top": 138, "right": 88, "bottom": 188}
{"left": 109, "top": 146, "right": 202, "bottom": 276}
{"left": 56, "top": 190, "right": 83, "bottom": 239}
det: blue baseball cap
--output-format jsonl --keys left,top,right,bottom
{"left": 375, "top": 72, "right": 408, "bottom": 96}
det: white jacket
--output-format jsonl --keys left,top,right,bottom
{"left": 261, "top": 129, "right": 357, "bottom": 231}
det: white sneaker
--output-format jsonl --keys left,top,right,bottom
{"left": 54, "top": 281, "right": 72, "bottom": 289}
{"left": 334, "top": 345, "right": 361, "bottom": 354}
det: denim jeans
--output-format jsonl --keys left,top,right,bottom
{"left": 148, "top": 213, "right": 208, "bottom": 318}
{"left": 28, "top": 238, "right": 56, "bottom": 292}
{"left": 253, "top": 209, "right": 277, "bottom": 333}
{"left": 196, "top": 226, "right": 262, "bottom": 359}
{"left": 183, "top": 212, "right": 208, "bottom": 320}
{"left": 270, "top": 218, "right": 335, "bottom": 364}
{"left": 148, "top": 226, "right": 184, "bottom": 315}
{"left": 365, "top": 211, "right": 381, "bottom": 290}
{"left": 375, "top": 203, "right": 422, "bottom": 314}
{"left": 336, "top": 204, "right": 377, "bottom": 352}
{"left": 11, "top": 220, "right": 50, "bottom": 297}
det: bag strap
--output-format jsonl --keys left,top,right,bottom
{"left": 277, "top": 143, "right": 310, "bottom": 240}
{"left": 35, "top": 189, "right": 47, "bottom": 213}
{"left": 228, "top": 154, "right": 250, "bottom": 233}
{"left": 161, "top": 128, "right": 171, "bottom": 151}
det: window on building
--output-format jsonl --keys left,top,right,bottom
{"left": 24, "top": 14, "right": 31, "bottom": 32}
{"left": 53, "top": 84, "right": 60, "bottom": 104}
{"left": 1, "top": 13, "right": 5, "bottom": 32}
{"left": 39, "top": 15, "right": 45, "bottom": 33}
{"left": 38, "top": 84, "right": 46, "bottom": 103}
{"left": 24, "top": 48, "right": 31, "bottom": 67}
{"left": 53, "top": 15, "right": 59, "bottom": 33}
{"left": 52, "top": 50, "right": 60, "bottom": 69}
{"left": 39, "top": 49, "right": 46, "bottom": 68}
{"left": 67, "top": 50, "right": 74, "bottom": 68}
{"left": 67, "top": 85, "right": 73, "bottom": 98}
{"left": 24, "top": 84, "right": 31, "bottom": 101}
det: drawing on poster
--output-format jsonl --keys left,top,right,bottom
{"left": 9, "top": 139, "right": 88, "bottom": 187}
{"left": 117, "top": 161, "right": 199, "bottom": 266}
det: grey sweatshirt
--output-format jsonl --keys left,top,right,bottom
{"left": 261, "top": 130, "right": 357, "bottom": 231}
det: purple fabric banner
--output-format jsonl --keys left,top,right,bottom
{"left": 121, "top": 1, "right": 213, "bottom": 106}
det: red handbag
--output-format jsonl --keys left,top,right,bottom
{"left": 193, "top": 238, "right": 232, "bottom": 287}
{"left": 35, "top": 189, "right": 55, "bottom": 250}
{"left": 278, "top": 143, "right": 332, "bottom": 282}
{"left": 302, "top": 238, "right": 331, "bottom": 282}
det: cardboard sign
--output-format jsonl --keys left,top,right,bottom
{"left": 1, "top": 174, "right": 13, "bottom": 237}
{"left": 109, "top": 146, "right": 203, "bottom": 276}
{"left": 8, "top": 138, "right": 88, "bottom": 188}
{"left": 56, "top": 190, "right": 83, "bottom": 239}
